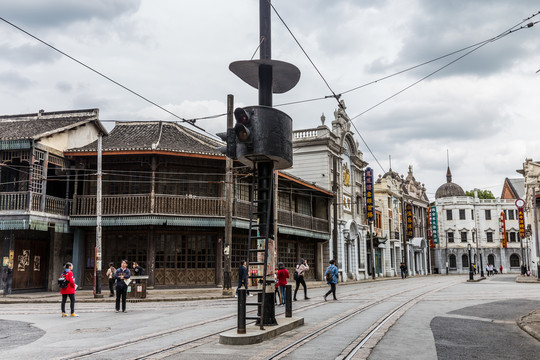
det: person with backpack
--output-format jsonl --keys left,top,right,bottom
{"left": 115, "top": 260, "right": 131, "bottom": 313}
{"left": 106, "top": 262, "right": 116, "bottom": 297}
{"left": 323, "top": 259, "right": 339, "bottom": 301}
{"left": 400, "top": 262, "right": 408, "bottom": 279}
{"left": 293, "top": 258, "right": 310, "bottom": 301}
{"left": 60, "top": 262, "right": 78, "bottom": 317}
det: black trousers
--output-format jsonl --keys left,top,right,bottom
{"left": 324, "top": 283, "right": 337, "bottom": 300}
{"left": 109, "top": 278, "right": 115, "bottom": 295}
{"left": 294, "top": 276, "right": 307, "bottom": 299}
{"left": 116, "top": 285, "right": 127, "bottom": 311}
{"left": 61, "top": 293, "right": 75, "bottom": 314}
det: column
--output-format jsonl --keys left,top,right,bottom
{"left": 72, "top": 229, "right": 84, "bottom": 289}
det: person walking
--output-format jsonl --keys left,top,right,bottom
{"left": 293, "top": 258, "right": 310, "bottom": 301}
{"left": 323, "top": 259, "right": 339, "bottom": 301}
{"left": 400, "top": 262, "right": 408, "bottom": 279}
{"left": 115, "top": 260, "right": 131, "bottom": 313}
{"left": 106, "top": 262, "right": 116, "bottom": 297}
{"left": 60, "top": 262, "right": 78, "bottom": 317}
{"left": 276, "top": 262, "right": 289, "bottom": 306}
{"left": 500, "top": 265, "right": 503, "bottom": 274}
{"left": 235, "top": 260, "right": 250, "bottom": 297}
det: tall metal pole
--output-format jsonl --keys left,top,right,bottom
{"left": 95, "top": 133, "right": 103, "bottom": 297}
{"left": 333, "top": 156, "right": 338, "bottom": 264}
{"left": 370, "top": 221, "right": 375, "bottom": 279}
{"left": 533, "top": 187, "right": 540, "bottom": 279}
{"left": 468, "top": 244, "right": 473, "bottom": 281}
{"left": 223, "top": 94, "right": 234, "bottom": 295}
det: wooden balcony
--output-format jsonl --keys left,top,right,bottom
{"left": 0, "top": 192, "right": 69, "bottom": 216}
{"left": 71, "top": 194, "right": 329, "bottom": 233}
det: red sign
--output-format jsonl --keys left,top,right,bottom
{"left": 406, "top": 204, "right": 413, "bottom": 239}
{"left": 365, "top": 167, "right": 374, "bottom": 222}
{"left": 518, "top": 207, "right": 526, "bottom": 239}
{"left": 499, "top": 212, "right": 507, "bottom": 248}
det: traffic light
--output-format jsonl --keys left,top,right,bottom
{"left": 216, "top": 128, "right": 237, "bottom": 160}
{"left": 234, "top": 107, "right": 252, "bottom": 144}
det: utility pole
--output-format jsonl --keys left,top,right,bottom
{"left": 223, "top": 94, "right": 234, "bottom": 295}
{"left": 95, "top": 133, "right": 103, "bottom": 298}
{"left": 533, "top": 187, "right": 540, "bottom": 279}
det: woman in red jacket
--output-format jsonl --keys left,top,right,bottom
{"left": 276, "top": 262, "right": 289, "bottom": 306}
{"left": 60, "top": 262, "right": 78, "bottom": 317}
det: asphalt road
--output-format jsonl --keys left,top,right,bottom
{"left": 0, "top": 275, "right": 538, "bottom": 359}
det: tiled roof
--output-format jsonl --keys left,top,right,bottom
{"left": 68, "top": 121, "right": 223, "bottom": 157}
{"left": 0, "top": 109, "right": 103, "bottom": 140}
{"left": 507, "top": 178, "right": 525, "bottom": 199}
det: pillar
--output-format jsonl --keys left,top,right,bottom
{"left": 72, "top": 229, "right": 84, "bottom": 289}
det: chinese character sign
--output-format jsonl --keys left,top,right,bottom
{"left": 406, "top": 203, "right": 413, "bottom": 239}
{"left": 518, "top": 207, "right": 525, "bottom": 239}
{"left": 499, "top": 211, "right": 507, "bottom": 248}
{"left": 365, "top": 167, "right": 374, "bottom": 222}
{"left": 430, "top": 206, "right": 439, "bottom": 244}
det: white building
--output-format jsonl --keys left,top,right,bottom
{"left": 289, "top": 102, "right": 369, "bottom": 281}
{"left": 432, "top": 168, "right": 522, "bottom": 275}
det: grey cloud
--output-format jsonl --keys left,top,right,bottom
{"left": 55, "top": 81, "right": 72, "bottom": 93}
{"left": 0, "top": 43, "right": 61, "bottom": 65}
{"left": 0, "top": 71, "right": 33, "bottom": 89}
{"left": 1, "top": 0, "right": 141, "bottom": 28}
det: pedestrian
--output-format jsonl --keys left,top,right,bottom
{"left": 115, "top": 260, "right": 131, "bottom": 313}
{"left": 235, "top": 260, "right": 249, "bottom": 297}
{"left": 400, "top": 262, "right": 408, "bottom": 279}
{"left": 500, "top": 265, "right": 503, "bottom": 274}
{"left": 106, "top": 262, "right": 116, "bottom": 297}
{"left": 60, "top": 262, "right": 78, "bottom": 317}
{"left": 323, "top": 259, "right": 339, "bottom": 301}
{"left": 489, "top": 264, "right": 494, "bottom": 276}
{"left": 132, "top": 261, "right": 145, "bottom": 283}
{"left": 485, "top": 264, "right": 490, "bottom": 277}
{"left": 276, "top": 262, "right": 289, "bottom": 306}
{"left": 293, "top": 258, "right": 310, "bottom": 301}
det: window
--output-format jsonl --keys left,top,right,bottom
{"left": 471, "top": 210, "right": 474, "bottom": 219}
{"left": 486, "top": 232, "right": 493, "bottom": 242}
{"left": 462, "top": 254, "right": 469, "bottom": 268}
{"left": 509, "top": 232, "right": 516, "bottom": 242}
{"left": 488, "top": 254, "right": 495, "bottom": 266}
{"left": 461, "top": 232, "right": 467, "bottom": 242}
{"left": 510, "top": 254, "right": 520, "bottom": 267}
{"left": 485, "top": 210, "right": 491, "bottom": 220}
{"left": 449, "top": 254, "right": 457, "bottom": 268}
{"left": 446, "top": 209, "right": 453, "bottom": 220}
{"left": 447, "top": 232, "right": 454, "bottom": 243}
{"left": 459, "top": 209, "right": 466, "bottom": 220}
{"left": 508, "top": 210, "right": 515, "bottom": 220}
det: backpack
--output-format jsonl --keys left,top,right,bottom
{"left": 325, "top": 268, "right": 334, "bottom": 282}
{"left": 293, "top": 271, "right": 299, "bottom": 280}
{"left": 58, "top": 273, "right": 69, "bottom": 289}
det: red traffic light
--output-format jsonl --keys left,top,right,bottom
{"left": 234, "top": 108, "right": 250, "bottom": 125}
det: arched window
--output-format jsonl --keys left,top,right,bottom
{"left": 449, "top": 254, "right": 457, "bottom": 269}
{"left": 488, "top": 254, "right": 495, "bottom": 266}
{"left": 462, "top": 254, "right": 469, "bottom": 268}
{"left": 510, "top": 254, "right": 520, "bottom": 268}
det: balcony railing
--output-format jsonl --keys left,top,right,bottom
{"left": 0, "top": 192, "right": 69, "bottom": 216}
{"left": 71, "top": 194, "right": 328, "bottom": 233}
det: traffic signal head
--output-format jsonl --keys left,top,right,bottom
{"left": 234, "top": 107, "right": 252, "bottom": 143}
{"left": 216, "top": 128, "right": 237, "bottom": 160}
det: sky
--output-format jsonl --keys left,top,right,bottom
{"left": 1, "top": 0, "right": 539, "bottom": 200}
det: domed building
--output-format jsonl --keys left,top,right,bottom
{"left": 435, "top": 167, "right": 465, "bottom": 199}
{"left": 431, "top": 167, "right": 522, "bottom": 276}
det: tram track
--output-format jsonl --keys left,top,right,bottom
{"left": 260, "top": 279, "right": 462, "bottom": 360}
{"left": 54, "top": 279, "right": 446, "bottom": 360}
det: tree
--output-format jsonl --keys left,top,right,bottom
{"left": 465, "top": 189, "right": 495, "bottom": 199}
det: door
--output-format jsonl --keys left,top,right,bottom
{"left": 12, "top": 238, "right": 48, "bottom": 290}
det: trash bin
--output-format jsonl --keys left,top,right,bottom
{"left": 127, "top": 275, "right": 148, "bottom": 299}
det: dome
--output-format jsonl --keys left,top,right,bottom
{"left": 435, "top": 167, "right": 465, "bottom": 199}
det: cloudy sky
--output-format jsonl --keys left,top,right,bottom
{"left": 1, "top": 0, "right": 539, "bottom": 200}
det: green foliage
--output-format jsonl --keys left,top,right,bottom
{"left": 465, "top": 189, "right": 495, "bottom": 199}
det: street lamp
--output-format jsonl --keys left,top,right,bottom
{"left": 468, "top": 243, "right": 473, "bottom": 281}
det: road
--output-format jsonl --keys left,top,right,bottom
{"left": 0, "top": 275, "right": 538, "bottom": 359}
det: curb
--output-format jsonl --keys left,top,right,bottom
{"left": 517, "top": 310, "right": 540, "bottom": 342}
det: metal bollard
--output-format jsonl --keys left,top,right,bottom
{"left": 238, "top": 289, "right": 247, "bottom": 334}
{"left": 285, "top": 284, "right": 292, "bottom": 317}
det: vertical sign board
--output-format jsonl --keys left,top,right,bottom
{"left": 429, "top": 206, "right": 439, "bottom": 247}
{"left": 515, "top": 199, "right": 526, "bottom": 239}
{"left": 365, "top": 167, "right": 374, "bottom": 222}
{"left": 499, "top": 212, "right": 507, "bottom": 248}
{"left": 406, "top": 204, "right": 413, "bottom": 239}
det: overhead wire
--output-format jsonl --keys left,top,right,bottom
{"left": 0, "top": 16, "right": 216, "bottom": 136}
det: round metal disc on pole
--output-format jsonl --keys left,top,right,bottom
{"left": 229, "top": 59, "right": 301, "bottom": 94}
